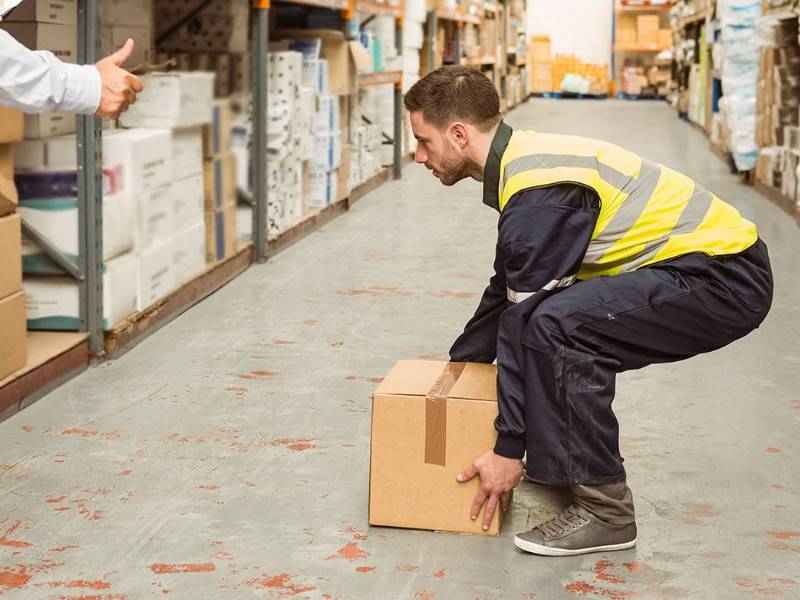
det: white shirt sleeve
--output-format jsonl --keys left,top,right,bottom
{"left": 0, "top": 29, "right": 101, "bottom": 115}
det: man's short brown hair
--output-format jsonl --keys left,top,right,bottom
{"left": 404, "top": 66, "right": 501, "bottom": 132}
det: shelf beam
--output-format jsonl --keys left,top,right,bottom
{"left": 251, "top": 1, "right": 269, "bottom": 263}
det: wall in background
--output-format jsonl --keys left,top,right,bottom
{"left": 526, "top": 0, "right": 614, "bottom": 67}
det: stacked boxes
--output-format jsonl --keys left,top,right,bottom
{"left": 529, "top": 35, "right": 553, "bottom": 93}
{"left": 1, "top": 3, "right": 78, "bottom": 138}
{"left": 616, "top": 12, "right": 671, "bottom": 49}
{"left": 100, "top": 0, "right": 153, "bottom": 68}
{"left": 552, "top": 55, "right": 609, "bottom": 95}
{"left": 0, "top": 109, "right": 27, "bottom": 380}
{"left": 203, "top": 99, "right": 237, "bottom": 262}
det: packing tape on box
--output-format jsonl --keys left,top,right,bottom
{"left": 424, "top": 362, "right": 466, "bottom": 466}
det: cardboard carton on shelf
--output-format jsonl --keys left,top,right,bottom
{"left": 369, "top": 360, "right": 506, "bottom": 536}
{"left": 203, "top": 99, "right": 233, "bottom": 158}
{"left": 204, "top": 203, "right": 236, "bottom": 263}
{"left": 24, "top": 113, "right": 76, "bottom": 140}
{"left": 4, "top": 0, "right": 77, "bottom": 24}
{"left": 0, "top": 22, "right": 77, "bottom": 61}
{"left": 101, "top": 24, "right": 153, "bottom": 68}
{"left": 203, "top": 151, "right": 237, "bottom": 212}
{"left": 636, "top": 15, "right": 659, "bottom": 47}
{"left": 0, "top": 213, "right": 22, "bottom": 299}
{"left": 101, "top": 0, "right": 153, "bottom": 27}
{"left": 0, "top": 108, "right": 24, "bottom": 144}
{"left": 0, "top": 290, "right": 26, "bottom": 381}
{"left": 0, "top": 144, "right": 18, "bottom": 217}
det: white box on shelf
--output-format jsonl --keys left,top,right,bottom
{"left": 24, "top": 251, "right": 139, "bottom": 331}
{"left": 171, "top": 126, "right": 204, "bottom": 180}
{"left": 172, "top": 173, "right": 204, "bottom": 232}
{"left": 135, "top": 184, "right": 174, "bottom": 251}
{"left": 24, "top": 112, "right": 75, "bottom": 139}
{"left": 19, "top": 192, "right": 135, "bottom": 274}
{"left": 314, "top": 95, "right": 340, "bottom": 132}
{"left": 307, "top": 166, "right": 335, "bottom": 208}
{"left": 302, "top": 59, "right": 328, "bottom": 96}
{"left": 172, "top": 221, "right": 206, "bottom": 285}
{"left": 312, "top": 131, "right": 342, "bottom": 171}
{"left": 119, "top": 72, "right": 214, "bottom": 129}
{"left": 13, "top": 140, "right": 47, "bottom": 171}
{"left": 137, "top": 239, "right": 175, "bottom": 310}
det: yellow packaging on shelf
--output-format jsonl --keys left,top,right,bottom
{"left": 658, "top": 29, "right": 672, "bottom": 48}
{"left": 0, "top": 108, "right": 23, "bottom": 144}
{"left": 636, "top": 15, "right": 660, "bottom": 46}
{"left": 0, "top": 291, "right": 26, "bottom": 381}
{"left": 369, "top": 360, "right": 506, "bottom": 536}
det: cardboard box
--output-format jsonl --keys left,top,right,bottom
{"left": 337, "top": 144, "right": 352, "bottom": 202}
{"left": 369, "top": 360, "right": 505, "bottom": 535}
{"left": 0, "top": 291, "right": 26, "bottom": 380}
{"left": 203, "top": 152, "right": 236, "bottom": 211}
{"left": 658, "top": 29, "right": 672, "bottom": 48}
{"left": 204, "top": 203, "right": 236, "bottom": 263}
{"left": 119, "top": 72, "right": 214, "bottom": 129}
{"left": 0, "top": 213, "right": 22, "bottom": 299}
{"left": 5, "top": 0, "right": 77, "bottom": 25}
{"left": 19, "top": 192, "right": 134, "bottom": 274}
{"left": 101, "top": 0, "right": 153, "bottom": 26}
{"left": 25, "top": 251, "right": 138, "bottom": 331}
{"left": 101, "top": 24, "right": 153, "bottom": 68}
{"left": 202, "top": 98, "right": 232, "bottom": 158}
{"left": 172, "top": 173, "right": 204, "bottom": 232}
{"left": 0, "top": 144, "right": 17, "bottom": 217}
{"left": 636, "top": 15, "right": 659, "bottom": 46}
{"left": 172, "top": 222, "right": 205, "bottom": 285}
{"left": 23, "top": 112, "right": 76, "bottom": 140}
{"left": 13, "top": 140, "right": 47, "bottom": 172}
{"left": 172, "top": 126, "right": 203, "bottom": 180}
{"left": 0, "top": 108, "right": 24, "bottom": 144}
{"left": 277, "top": 29, "right": 364, "bottom": 96}
{"left": 0, "top": 22, "right": 77, "bottom": 62}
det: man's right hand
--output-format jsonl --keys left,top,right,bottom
{"left": 94, "top": 38, "right": 144, "bottom": 120}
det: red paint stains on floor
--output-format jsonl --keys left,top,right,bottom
{"left": 199, "top": 485, "right": 219, "bottom": 491}
{"left": 273, "top": 340, "right": 298, "bottom": 346}
{"left": 565, "top": 581, "right": 597, "bottom": 595}
{"left": 150, "top": 563, "right": 215, "bottom": 574}
{"left": 769, "top": 542, "right": 800, "bottom": 553}
{"left": 337, "top": 287, "right": 416, "bottom": 298}
{"left": 593, "top": 561, "right": 625, "bottom": 584}
{"left": 766, "top": 447, "right": 782, "bottom": 453}
{"left": 345, "top": 375, "right": 384, "bottom": 384}
{"left": 46, "top": 580, "right": 111, "bottom": 590}
{"left": 243, "top": 481, "right": 256, "bottom": 488}
{"left": 622, "top": 561, "right": 643, "bottom": 572}
{"left": 433, "top": 290, "right": 476, "bottom": 299}
{"left": 341, "top": 443, "right": 356, "bottom": 448}
{"left": 225, "top": 386, "right": 248, "bottom": 399}
{"left": 396, "top": 564, "right": 420, "bottom": 572}
{"left": 269, "top": 438, "right": 317, "bottom": 452}
{"left": 235, "top": 370, "right": 278, "bottom": 380}
{"left": 78, "top": 507, "right": 103, "bottom": 521}
{"left": 775, "top": 504, "right": 786, "bottom": 509}
{"left": 414, "top": 591, "right": 435, "bottom": 600}
{"left": 60, "top": 428, "right": 122, "bottom": 441}
{"left": 791, "top": 400, "right": 800, "bottom": 409}
{"left": 0, "top": 520, "right": 33, "bottom": 548}
{"left": 50, "top": 545, "right": 79, "bottom": 553}
{"left": 433, "top": 569, "right": 446, "bottom": 578}
{"left": 735, "top": 577, "right": 785, "bottom": 596}
{"left": 53, "top": 453, "right": 69, "bottom": 463}
{"left": 47, "top": 496, "right": 67, "bottom": 504}
{"left": 655, "top": 501, "right": 718, "bottom": 525}
{"left": 769, "top": 578, "right": 797, "bottom": 585}
{"left": 706, "top": 551, "right": 728, "bottom": 560}
{"left": 246, "top": 573, "right": 316, "bottom": 596}
{"left": 210, "top": 551, "right": 233, "bottom": 561}
{"left": 327, "top": 542, "right": 368, "bottom": 561}
{"left": 767, "top": 531, "right": 800, "bottom": 540}
{"left": 0, "top": 567, "right": 31, "bottom": 591}
{"left": 342, "top": 527, "right": 367, "bottom": 541}
{"left": 116, "top": 470, "right": 132, "bottom": 477}
{"left": 355, "top": 566, "right": 376, "bottom": 574}
{"left": 304, "top": 320, "right": 318, "bottom": 326}
{"left": 21, "top": 425, "right": 34, "bottom": 432}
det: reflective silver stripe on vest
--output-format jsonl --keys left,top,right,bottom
{"left": 502, "top": 154, "right": 633, "bottom": 194}
{"left": 583, "top": 159, "right": 663, "bottom": 263}
{"left": 615, "top": 183, "right": 715, "bottom": 273}
{"left": 507, "top": 275, "right": 577, "bottom": 304}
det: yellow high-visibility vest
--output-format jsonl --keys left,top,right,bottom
{"left": 499, "top": 130, "right": 758, "bottom": 280}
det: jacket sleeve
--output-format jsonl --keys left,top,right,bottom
{"left": 448, "top": 241, "right": 507, "bottom": 364}
{"left": 492, "top": 184, "right": 600, "bottom": 459}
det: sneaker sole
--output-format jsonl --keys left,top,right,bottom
{"left": 513, "top": 535, "right": 637, "bottom": 557}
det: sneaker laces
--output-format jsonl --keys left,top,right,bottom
{"left": 536, "top": 505, "right": 591, "bottom": 539}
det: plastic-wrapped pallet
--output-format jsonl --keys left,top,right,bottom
{"left": 718, "top": 0, "right": 761, "bottom": 171}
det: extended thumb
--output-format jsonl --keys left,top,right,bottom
{"left": 109, "top": 38, "right": 134, "bottom": 66}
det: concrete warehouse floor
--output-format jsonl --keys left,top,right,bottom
{"left": 1, "top": 99, "right": 799, "bottom": 599}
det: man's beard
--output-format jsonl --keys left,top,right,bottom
{"left": 435, "top": 142, "right": 478, "bottom": 186}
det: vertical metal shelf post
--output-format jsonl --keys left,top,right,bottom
{"left": 77, "top": 0, "right": 104, "bottom": 355}
{"left": 251, "top": 0, "right": 270, "bottom": 262}
{"left": 426, "top": 11, "right": 437, "bottom": 73}
{"left": 393, "top": 15, "right": 403, "bottom": 179}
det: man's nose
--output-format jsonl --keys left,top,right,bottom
{"left": 415, "top": 146, "right": 426, "bottom": 164}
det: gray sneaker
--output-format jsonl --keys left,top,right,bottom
{"left": 514, "top": 504, "right": 637, "bottom": 556}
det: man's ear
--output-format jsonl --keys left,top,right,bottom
{"left": 448, "top": 122, "right": 469, "bottom": 150}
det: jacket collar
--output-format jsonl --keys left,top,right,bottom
{"left": 482, "top": 121, "right": 513, "bottom": 212}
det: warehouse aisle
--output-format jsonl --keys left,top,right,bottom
{"left": 1, "top": 99, "right": 798, "bottom": 599}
